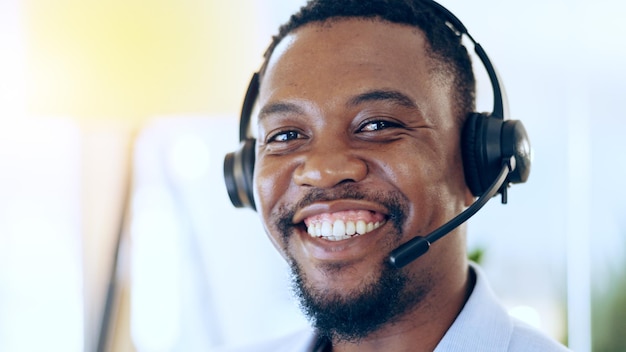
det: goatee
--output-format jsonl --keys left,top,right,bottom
{"left": 289, "top": 257, "right": 427, "bottom": 343}
{"left": 275, "top": 185, "right": 427, "bottom": 343}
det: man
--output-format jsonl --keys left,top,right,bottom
{"left": 223, "top": 0, "right": 570, "bottom": 351}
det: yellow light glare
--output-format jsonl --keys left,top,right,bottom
{"left": 23, "top": 0, "right": 261, "bottom": 124}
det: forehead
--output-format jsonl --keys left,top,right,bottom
{"left": 260, "top": 18, "right": 445, "bottom": 104}
{"left": 268, "top": 18, "right": 429, "bottom": 63}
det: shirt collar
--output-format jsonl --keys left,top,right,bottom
{"left": 434, "top": 262, "right": 513, "bottom": 352}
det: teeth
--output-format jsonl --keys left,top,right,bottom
{"left": 346, "top": 221, "right": 356, "bottom": 236}
{"left": 306, "top": 219, "right": 384, "bottom": 241}
{"left": 356, "top": 220, "right": 366, "bottom": 235}
{"left": 321, "top": 222, "right": 332, "bottom": 237}
{"left": 333, "top": 220, "right": 345, "bottom": 237}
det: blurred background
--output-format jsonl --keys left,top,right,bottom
{"left": 1, "top": 0, "right": 625, "bottom": 351}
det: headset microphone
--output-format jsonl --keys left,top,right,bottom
{"left": 388, "top": 156, "right": 516, "bottom": 269}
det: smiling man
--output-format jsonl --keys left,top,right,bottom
{"left": 222, "top": 1, "right": 569, "bottom": 351}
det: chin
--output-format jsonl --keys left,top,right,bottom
{"left": 310, "top": 258, "right": 385, "bottom": 294}
{"left": 288, "top": 251, "right": 429, "bottom": 343}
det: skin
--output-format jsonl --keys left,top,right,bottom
{"left": 253, "top": 19, "right": 475, "bottom": 352}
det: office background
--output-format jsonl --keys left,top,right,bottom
{"left": 0, "top": 0, "right": 625, "bottom": 351}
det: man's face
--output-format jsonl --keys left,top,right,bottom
{"left": 253, "top": 19, "right": 472, "bottom": 338}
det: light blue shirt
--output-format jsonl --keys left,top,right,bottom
{"left": 219, "top": 263, "right": 570, "bottom": 352}
{"left": 433, "top": 263, "right": 570, "bottom": 352}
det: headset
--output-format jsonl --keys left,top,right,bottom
{"left": 223, "top": 0, "right": 531, "bottom": 267}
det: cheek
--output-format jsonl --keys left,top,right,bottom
{"left": 253, "top": 157, "right": 293, "bottom": 218}
{"left": 378, "top": 146, "right": 465, "bottom": 225}
{"left": 379, "top": 151, "right": 444, "bottom": 194}
{"left": 254, "top": 160, "right": 293, "bottom": 258}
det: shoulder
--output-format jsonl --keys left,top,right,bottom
{"left": 435, "top": 263, "right": 570, "bottom": 352}
{"left": 214, "top": 329, "right": 317, "bottom": 352}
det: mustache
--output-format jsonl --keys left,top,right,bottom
{"left": 296, "top": 184, "right": 378, "bottom": 210}
{"left": 276, "top": 184, "right": 410, "bottom": 239}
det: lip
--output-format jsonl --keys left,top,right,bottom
{"left": 292, "top": 200, "right": 390, "bottom": 262}
{"left": 292, "top": 199, "right": 390, "bottom": 224}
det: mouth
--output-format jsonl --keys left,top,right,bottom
{"left": 304, "top": 210, "right": 387, "bottom": 241}
{"left": 294, "top": 202, "right": 389, "bottom": 242}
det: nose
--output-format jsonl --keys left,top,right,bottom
{"left": 293, "top": 143, "right": 368, "bottom": 188}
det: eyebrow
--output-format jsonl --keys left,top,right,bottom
{"left": 258, "top": 89, "right": 419, "bottom": 121}
{"left": 347, "top": 89, "right": 418, "bottom": 110}
{"left": 258, "top": 102, "right": 305, "bottom": 121}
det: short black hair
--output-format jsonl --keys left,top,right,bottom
{"left": 259, "top": 0, "right": 476, "bottom": 125}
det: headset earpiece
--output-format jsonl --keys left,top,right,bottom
{"left": 501, "top": 119, "right": 531, "bottom": 185}
{"left": 223, "top": 138, "right": 256, "bottom": 210}
{"left": 461, "top": 113, "right": 485, "bottom": 196}
{"left": 223, "top": 73, "right": 259, "bottom": 210}
{"left": 462, "top": 113, "right": 531, "bottom": 197}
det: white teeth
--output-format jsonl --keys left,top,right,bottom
{"left": 346, "top": 221, "right": 356, "bottom": 236}
{"left": 356, "top": 220, "right": 366, "bottom": 235}
{"left": 306, "top": 219, "right": 384, "bottom": 241}
{"left": 333, "top": 220, "right": 345, "bottom": 237}
{"left": 321, "top": 222, "right": 332, "bottom": 237}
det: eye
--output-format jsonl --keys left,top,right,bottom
{"left": 267, "top": 130, "right": 303, "bottom": 143}
{"left": 358, "top": 120, "right": 402, "bottom": 132}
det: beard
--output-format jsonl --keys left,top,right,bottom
{"left": 275, "top": 185, "right": 429, "bottom": 343}
{"left": 289, "top": 257, "right": 428, "bottom": 343}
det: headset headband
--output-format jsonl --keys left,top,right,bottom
{"left": 426, "top": 0, "right": 508, "bottom": 119}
